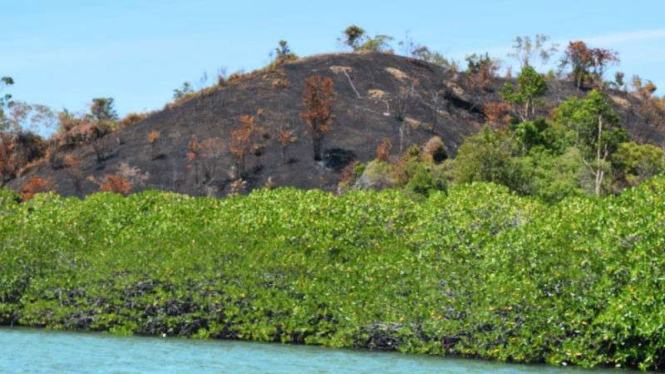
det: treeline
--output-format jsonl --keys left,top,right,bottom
{"left": 2, "top": 180, "right": 665, "bottom": 370}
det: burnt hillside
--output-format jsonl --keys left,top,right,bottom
{"left": 12, "top": 52, "right": 663, "bottom": 197}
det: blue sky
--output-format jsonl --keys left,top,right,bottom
{"left": 2, "top": 0, "right": 664, "bottom": 122}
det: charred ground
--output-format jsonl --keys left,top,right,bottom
{"left": 11, "top": 52, "right": 662, "bottom": 197}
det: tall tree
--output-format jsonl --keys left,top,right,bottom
{"left": 340, "top": 25, "right": 393, "bottom": 52}
{"left": 554, "top": 90, "right": 626, "bottom": 195}
{"left": 300, "top": 75, "right": 337, "bottom": 161}
{"left": 501, "top": 66, "right": 548, "bottom": 121}
{"left": 230, "top": 115, "right": 255, "bottom": 178}
{"left": 508, "top": 34, "right": 558, "bottom": 69}
{"left": 0, "top": 76, "right": 14, "bottom": 123}
{"left": 341, "top": 25, "right": 366, "bottom": 51}
{"left": 91, "top": 97, "right": 118, "bottom": 122}
{"left": 173, "top": 82, "right": 193, "bottom": 100}
{"left": 560, "top": 41, "right": 619, "bottom": 89}
{"left": 273, "top": 40, "right": 298, "bottom": 64}
{"left": 394, "top": 80, "right": 418, "bottom": 153}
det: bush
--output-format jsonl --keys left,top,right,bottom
{"left": 405, "top": 163, "right": 446, "bottom": 196}
{"left": 612, "top": 142, "right": 665, "bottom": 188}
{"left": 353, "top": 160, "right": 395, "bottom": 190}
{"left": 454, "top": 126, "right": 526, "bottom": 191}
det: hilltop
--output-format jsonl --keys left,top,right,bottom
{"left": 8, "top": 52, "right": 664, "bottom": 197}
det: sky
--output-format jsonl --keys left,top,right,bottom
{"left": 2, "top": 0, "right": 665, "bottom": 126}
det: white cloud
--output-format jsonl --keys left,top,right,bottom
{"left": 582, "top": 29, "right": 665, "bottom": 46}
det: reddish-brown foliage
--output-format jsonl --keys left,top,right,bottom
{"left": 148, "top": 130, "right": 160, "bottom": 144}
{"left": 483, "top": 102, "right": 513, "bottom": 129}
{"left": 376, "top": 139, "right": 392, "bottom": 162}
{"left": 230, "top": 115, "right": 255, "bottom": 178}
{"left": 148, "top": 130, "right": 161, "bottom": 160}
{"left": 0, "top": 132, "right": 47, "bottom": 185}
{"left": 278, "top": 128, "right": 297, "bottom": 147}
{"left": 0, "top": 133, "right": 18, "bottom": 185}
{"left": 300, "top": 75, "right": 337, "bottom": 161}
{"left": 466, "top": 54, "right": 499, "bottom": 92}
{"left": 186, "top": 137, "right": 201, "bottom": 184}
{"left": 187, "top": 137, "right": 199, "bottom": 160}
{"left": 278, "top": 127, "right": 297, "bottom": 163}
{"left": 21, "top": 175, "right": 56, "bottom": 200}
{"left": 120, "top": 112, "right": 148, "bottom": 128}
{"left": 562, "top": 41, "right": 619, "bottom": 88}
{"left": 99, "top": 174, "right": 132, "bottom": 196}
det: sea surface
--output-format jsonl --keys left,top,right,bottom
{"left": 0, "top": 328, "right": 631, "bottom": 373}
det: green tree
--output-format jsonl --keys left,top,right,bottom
{"left": 173, "top": 82, "right": 193, "bottom": 100}
{"left": 501, "top": 66, "right": 548, "bottom": 121}
{"left": 405, "top": 163, "right": 447, "bottom": 196}
{"left": 91, "top": 97, "right": 118, "bottom": 122}
{"left": 512, "top": 118, "right": 557, "bottom": 154}
{"left": 341, "top": 25, "right": 366, "bottom": 51}
{"left": 518, "top": 147, "right": 585, "bottom": 202}
{"left": 340, "top": 25, "right": 393, "bottom": 53}
{"left": 0, "top": 76, "right": 14, "bottom": 126}
{"left": 273, "top": 40, "right": 298, "bottom": 64}
{"left": 554, "top": 90, "right": 627, "bottom": 195}
{"left": 508, "top": 34, "right": 558, "bottom": 68}
{"left": 612, "top": 142, "right": 665, "bottom": 188}
{"left": 359, "top": 35, "right": 394, "bottom": 52}
{"left": 454, "top": 126, "right": 525, "bottom": 191}
{"left": 559, "top": 41, "right": 619, "bottom": 89}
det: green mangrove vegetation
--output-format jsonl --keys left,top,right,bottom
{"left": 1, "top": 180, "right": 665, "bottom": 370}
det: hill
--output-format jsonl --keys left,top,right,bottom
{"left": 10, "top": 52, "right": 664, "bottom": 197}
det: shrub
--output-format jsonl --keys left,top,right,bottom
{"left": 612, "top": 142, "right": 665, "bottom": 188}
{"left": 353, "top": 160, "right": 395, "bottom": 190}
{"left": 21, "top": 175, "right": 56, "bottom": 200}
{"left": 375, "top": 139, "right": 392, "bottom": 162}
{"left": 120, "top": 112, "right": 148, "bottom": 128}
{"left": 99, "top": 175, "right": 132, "bottom": 196}
{"left": 405, "top": 163, "right": 447, "bottom": 196}
{"left": 422, "top": 136, "right": 447, "bottom": 163}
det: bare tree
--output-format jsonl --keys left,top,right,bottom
{"left": 508, "top": 34, "right": 558, "bottom": 69}
{"left": 394, "top": 80, "right": 418, "bottom": 153}
{"left": 199, "top": 137, "right": 226, "bottom": 183}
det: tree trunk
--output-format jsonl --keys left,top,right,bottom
{"left": 398, "top": 122, "right": 406, "bottom": 154}
{"left": 594, "top": 114, "right": 604, "bottom": 196}
{"left": 313, "top": 138, "right": 322, "bottom": 161}
{"left": 234, "top": 155, "right": 245, "bottom": 179}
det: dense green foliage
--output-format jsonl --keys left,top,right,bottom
{"left": 432, "top": 89, "right": 662, "bottom": 201}
{"left": 2, "top": 181, "right": 665, "bottom": 370}
{"left": 501, "top": 66, "right": 548, "bottom": 121}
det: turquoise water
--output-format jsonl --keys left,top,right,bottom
{"left": 0, "top": 328, "right": 629, "bottom": 374}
